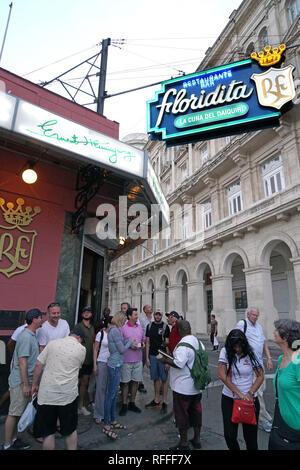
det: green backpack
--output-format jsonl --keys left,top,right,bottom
{"left": 177, "top": 339, "right": 211, "bottom": 390}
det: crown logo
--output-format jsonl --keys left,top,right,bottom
{"left": 0, "top": 197, "right": 41, "bottom": 226}
{"left": 251, "top": 44, "right": 286, "bottom": 67}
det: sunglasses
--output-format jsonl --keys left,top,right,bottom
{"left": 47, "top": 302, "right": 61, "bottom": 309}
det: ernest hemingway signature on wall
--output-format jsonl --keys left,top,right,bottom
{"left": 26, "top": 120, "right": 136, "bottom": 165}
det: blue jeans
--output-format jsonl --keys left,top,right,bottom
{"left": 104, "top": 365, "right": 121, "bottom": 426}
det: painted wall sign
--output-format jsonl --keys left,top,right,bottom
{"left": 0, "top": 197, "right": 41, "bottom": 278}
{"left": 147, "top": 45, "right": 295, "bottom": 145}
{"left": 14, "top": 101, "right": 145, "bottom": 178}
{"left": 0, "top": 90, "right": 169, "bottom": 231}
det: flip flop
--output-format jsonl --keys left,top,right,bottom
{"left": 102, "top": 427, "right": 118, "bottom": 440}
{"left": 110, "top": 421, "right": 127, "bottom": 429}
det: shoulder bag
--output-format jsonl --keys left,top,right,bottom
{"left": 268, "top": 372, "right": 300, "bottom": 450}
{"left": 231, "top": 398, "right": 257, "bottom": 425}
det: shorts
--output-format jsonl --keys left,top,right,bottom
{"left": 120, "top": 362, "right": 143, "bottom": 383}
{"left": 79, "top": 362, "right": 93, "bottom": 378}
{"left": 149, "top": 355, "right": 168, "bottom": 382}
{"left": 173, "top": 391, "right": 202, "bottom": 430}
{"left": 34, "top": 397, "right": 78, "bottom": 438}
{"left": 8, "top": 384, "right": 31, "bottom": 417}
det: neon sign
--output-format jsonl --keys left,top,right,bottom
{"left": 147, "top": 45, "right": 295, "bottom": 145}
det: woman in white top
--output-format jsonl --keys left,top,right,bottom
{"left": 218, "top": 329, "right": 264, "bottom": 450}
{"left": 93, "top": 316, "right": 112, "bottom": 424}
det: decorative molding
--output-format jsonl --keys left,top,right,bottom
{"left": 276, "top": 213, "right": 290, "bottom": 222}
{"left": 274, "top": 119, "right": 292, "bottom": 138}
{"left": 233, "top": 231, "right": 244, "bottom": 239}
{"left": 212, "top": 240, "right": 222, "bottom": 247}
{"left": 247, "top": 225, "right": 258, "bottom": 233}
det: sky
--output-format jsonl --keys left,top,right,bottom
{"left": 0, "top": 0, "right": 243, "bottom": 139}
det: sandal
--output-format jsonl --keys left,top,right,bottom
{"left": 110, "top": 421, "right": 127, "bottom": 430}
{"left": 102, "top": 426, "right": 118, "bottom": 440}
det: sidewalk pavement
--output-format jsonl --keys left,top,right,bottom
{"left": 0, "top": 335, "right": 279, "bottom": 450}
{"left": 0, "top": 367, "right": 174, "bottom": 451}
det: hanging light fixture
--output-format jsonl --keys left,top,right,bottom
{"left": 21, "top": 161, "right": 38, "bottom": 184}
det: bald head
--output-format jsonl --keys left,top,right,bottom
{"left": 177, "top": 320, "right": 191, "bottom": 337}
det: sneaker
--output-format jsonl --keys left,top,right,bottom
{"left": 138, "top": 384, "right": 147, "bottom": 394}
{"left": 11, "top": 438, "right": 31, "bottom": 450}
{"left": 2, "top": 444, "right": 15, "bottom": 450}
{"left": 259, "top": 420, "right": 272, "bottom": 433}
{"left": 128, "top": 402, "right": 141, "bottom": 413}
{"left": 145, "top": 399, "right": 161, "bottom": 409}
{"left": 160, "top": 403, "right": 168, "bottom": 414}
{"left": 119, "top": 404, "right": 128, "bottom": 416}
{"left": 78, "top": 406, "right": 91, "bottom": 416}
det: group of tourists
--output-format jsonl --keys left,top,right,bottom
{"left": 1, "top": 300, "right": 300, "bottom": 451}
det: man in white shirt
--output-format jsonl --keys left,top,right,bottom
{"left": 31, "top": 328, "right": 86, "bottom": 450}
{"left": 236, "top": 307, "right": 273, "bottom": 432}
{"left": 38, "top": 302, "right": 70, "bottom": 350}
{"left": 159, "top": 320, "right": 203, "bottom": 451}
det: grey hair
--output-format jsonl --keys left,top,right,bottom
{"left": 246, "top": 307, "right": 259, "bottom": 315}
{"left": 274, "top": 319, "right": 300, "bottom": 350}
{"left": 177, "top": 320, "right": 191, "bottom": 337}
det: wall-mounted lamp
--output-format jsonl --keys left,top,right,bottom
{"left": 21, "top": 161, "right": 38, "bottom": 184}
{"left": 119, "top": 236, "right": 126, "bottom": 246}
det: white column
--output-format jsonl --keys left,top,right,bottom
{"left": 171, "top": 148, "right": 176, "bottom": 191}
{"left": 244, "top": 265, "right": 278, "bottom": 339}
{"left": 290, "top": 258, "right": 300, "bottom": 322}
{"left": 168, "top": 284, "right": 182, "bottom": 313}
{"left": 186, "top": 280, "right": 207, "bottom": 335}
{"left": 211, "top": 274, "right": 236, "bottom": 337}
{"left": 155, "top": 288, "right": 165, "bottom": 313}
{"left": 188, "top": 144, "right": 193, "bottom": 177}
{"left": 143, "top": 289, "right": 152, "bottom": 309}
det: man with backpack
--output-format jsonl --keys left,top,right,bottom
{"left": 158, "top": 320, "right": 211, "bottom": 451}
{"left": 145, "top": 311, "right": 170, "bottom": 414}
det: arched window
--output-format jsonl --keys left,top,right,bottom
{"left": 289, "top": 0, "right": 299, "bottom": 22}
{"left": 246, "top": 42, "right": 255, "bottom": 57}
{"left": 258, "top": 27, "right": 269, "bottom": 49}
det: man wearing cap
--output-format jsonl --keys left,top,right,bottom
{"left": 38, "top": 302, "right": 70, "bottom": 351}
{"left": 75, "top": 306, "right": 95, "bottom": 416}
{"left": 3, "top": 309, "right": 44, "bottom": 450}
{"left": 166, "top": 311, "right": 182, "bottom": 354}
{"left": 31, "top": 328, "right": 86, "bottom": 450}
{"left": 145, "top": 311, "right": 170, "bottom": 413}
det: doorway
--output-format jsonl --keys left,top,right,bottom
{"left": 79, "top": 247, "right": 104, "bottom": 322}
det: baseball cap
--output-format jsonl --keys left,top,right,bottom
{"left": 25, "top": 308, "right": 45, "bottom": 323}
{"left": 82, "top": 306, "right": 92, "bottom": 313}
{"left": 166, "top": 311, "right": 180, "bottom": 319}
{"left": 70, "top": 327, "right": 85, "bottom": 341}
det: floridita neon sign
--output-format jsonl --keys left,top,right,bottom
{"left": 147, "top": 45, "right": 295, "bottom": 144}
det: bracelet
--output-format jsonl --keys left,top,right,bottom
{"left": 267, "top": 356, "right": 272, "bottom": 359}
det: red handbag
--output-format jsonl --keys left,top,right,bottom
{"left": 231, "top": 399, "right": 257, "bottom": 425}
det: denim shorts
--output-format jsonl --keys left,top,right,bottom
{"left": 149, "top": 354, "right": 168, "bottom": 382}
